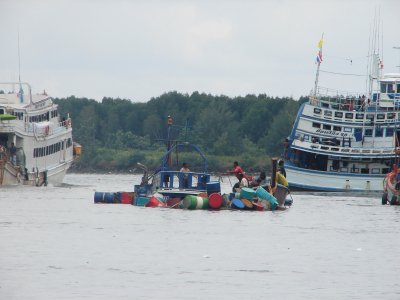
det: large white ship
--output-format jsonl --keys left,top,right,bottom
{"left": 0, "top": 82, "right": 75, "bottom": 186}
{"left": 285, "top": 38, "right": 400, "bottom": 192}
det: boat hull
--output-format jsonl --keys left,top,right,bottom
{"left": 286, "top": 164, "right": 384, "bottom": 192}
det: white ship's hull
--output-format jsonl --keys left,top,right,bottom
{"left": 286, "top": 164, "right": 384, "bottom": 192}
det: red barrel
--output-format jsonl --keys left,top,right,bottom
{"left": 166, "top": 198, "right": 182, "bottom": 208}
{"left": 252, "top": 201, "right": 264, "bottom": 211}
{"left": 208, "top": 193, "right": 223, "bottom": 209}
{"left": 146, "top": 196, "right": 166, "bottom": 207}
{"left": 120, "top": 192, "right": 134, "bottom": 204}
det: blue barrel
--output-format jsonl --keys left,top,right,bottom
{"left": 231, "top": 198, "right": 245, "bottom": 209}
{"left": 256, "top": 187, "right": 278, "bottom": 210}
{"left": 94, "top": 192, "right": 105, "bottom": 203}
{"left": 94, "top": 192, "right": 115, "bottom": 203}
{"left": 104, "top": 192, "right": 114, "bottom": 203}
{"left": 134, "top": 197, "right": 150, "bottom": 206}
{"left": 240, "top": 187, "right": 256, "bottom": 200}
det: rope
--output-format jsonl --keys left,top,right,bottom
{"left": 320, "top": 70, "right": 367, "bottom": 77}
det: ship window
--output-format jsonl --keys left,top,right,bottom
{"left": 364, "top": 129, "right": 373, "bottom": 137}
{"left": 377, "top": 114, "right": 385, "bottom": 120}
{"left": 380, "top": 83, "right": 387, "bottom": 93}
{"left": 361, "top": 168, "right": 369, "bottom": 174}
{"left": 324, "top": 110, "right": 332, "bottom": 117}
{"left": 303, "top": 135, "right": 310, "bottom": 141}
{"left": 334, "top": 112, "right": 343, "bottom": 118}
{"left": 350, "top": 167, "right": 359, "bottom": 173}
{"left": 312, "top": 122, "right": 321, "bottom": 128}
{"left": 366, "top": 114, "right": 374, "bottom": 120}
{"left": 344, "top": 127, "right": 352, "bottom": 132}
{"left": 355, "top": 113, "right": 364, "bottom": 120}
{"left": 340, "top": 167, "right": 348, "bottom": 172}
{"left": 345, "top": 113, "right": 353, "bottom": 119}
{"left": 382, "top": 168, "right": 390, "bottom": 174}
{"left": 333, "top": 126, "right": 341, "bottom": 131}
{"left": 387, "top": 113, "right": 395, "bottom": 119}
{"left": 375, "top": 128, "right": 383, "bottom": 137}
{"left": 388, "top": 84, "right": 395, "bottom": 93}
{"left": 386, "top": 128, "right": 394, "bottom": 137}
{"left": 397, "top": 84, "right": 400, "bottom": 93}
{"left": 323, "top": 124, "right": 331, "bottom": 130}
{"left": 313, "top": 108, "right": 321, "bottom": 114}
{"left": 371, "top": 168, "right": 380, "bottom": 174}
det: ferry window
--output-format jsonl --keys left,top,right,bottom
{"left": 364, "top": 129, "right": 373, "bottom": 137}
{"left": 377, "top": 114, "right": 385, "bottom": 120}
{"left": 324, "top": 110, "right": 332, "bottom": 117}
{"left": 344, "top": 127, "right": 352, "bottom": 132}
{"left": 371, "top": 168, "right": 380, "bottom": 174}
{"left": 33, "top": 148, "right": 37, "bottom": 158}
{"left": 321, "top": 102, "right": 329, "bottom": 108}
{"left": 334, "top": 112, "right": 343, "bottom": 118}
{"left": 0, "top": 109, "right": 3, "bottom": 114}
{"left": 397, "top": 84, "right": 400, "bottom": 93}
{"left": 46, "top": 146, "right": 49, "bottom": 156}
{"left": 386, "top": 128, "right": 394, "bottom": 137}
{"left": 387, "top": 113, "right": 395, "bottom": 119}
{"left": 345, "top": 113, "right": 353, "bottom": 119}
{"left": 323, "top": 124, "right": 331, "bottom": 130}
{"left": 350, "top": 168, "right": 359, "bottom": 173}
{"left": 313, "top": 108, "right": 321, "bottom": 114}
{"left": 380, "top": 83, "right": 387, "bottom": 93}
{"left": 382, "top": 168, "right": 390, "bottom": 174}
{"left": 388, "top": 84, "right": 395, "bottom": 93}
{"left": 361, "top": 168, "right": 370, "bottom": 174}
{"left": 366, "top": 114, "right": 374, "bottom": 120}
{"left": 333, "top": 126, "right": 341, "bottom": 131}
{"left": 312, "top": 122, "right": 321, "bottom": 128}
{"left": 355, "top": 113, "right": 364, "bottom": 120}
{"left": 375, "top": 128, "right": 383, "bottom": 137}
{"left": 303, "top": 135, "right": 310, "bottom": 141}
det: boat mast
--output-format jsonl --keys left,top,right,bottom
{"left": 313, "top": 34, "right": 324, "bottom": 96}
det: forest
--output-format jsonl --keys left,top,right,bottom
{"left": 54, "top": 92, "right": 308, "bottom": 174}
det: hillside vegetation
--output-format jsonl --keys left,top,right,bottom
{"left": 55, "top": 92, "right": 307, "bottom": 173}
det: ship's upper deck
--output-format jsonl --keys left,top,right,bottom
{"left": 310, "top": 73, "right": 400, "bottom": 112}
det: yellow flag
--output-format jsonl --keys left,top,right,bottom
{"left": 318, "top": 38, "right": 323, "bottom": 49}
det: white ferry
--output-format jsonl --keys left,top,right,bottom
{"left": 285, "top": 42, "right": 400, "bottom": 192}
{"left": 0, "top": 82, "right": 75, "bottom": 186}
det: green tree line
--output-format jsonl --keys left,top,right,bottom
{"left": 54, "top": 92, "right": 307, "bottom": 173}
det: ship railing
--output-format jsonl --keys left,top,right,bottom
{"left": 311, "top": 86, "right": 368, "bottom": 112}
{"left": 293, "top": 139, "right": 395, "bottom": 156}
{"left": 157, "top": 170, "right": 210, "bottom": 191}
{"left": 0, "top": 117, "right": 72, "bottom": 136}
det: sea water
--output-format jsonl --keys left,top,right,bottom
{"left": 1, "top": 173, "right": 400, "bottom": 300}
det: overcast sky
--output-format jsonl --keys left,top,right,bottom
{"left": 0, "top": 0, "right": 399, "bottom": 102}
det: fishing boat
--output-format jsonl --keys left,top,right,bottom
{"left": 133, "top": 116, "right": 221, "bottom": 201}
{"left": 284, "top": 36, "right": 400, "bottom": 192}
{"left": 0, "top": 82, "right": 77, "bottom": 186}
{"left": 94, "top": 117, "right": 292, "bottom": 210}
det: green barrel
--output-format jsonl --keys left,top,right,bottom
{"left": 183, "top": 195, "right": 209, "bottom": 209}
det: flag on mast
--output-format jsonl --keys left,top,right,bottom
{"left": 315, "top": 35, "right": 324, "bottom": 65}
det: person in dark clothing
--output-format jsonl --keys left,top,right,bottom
{"left": 278, "top": 160, "right": 286, "bottom": 178}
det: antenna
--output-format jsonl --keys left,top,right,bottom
{"left": 394, "top": 46, "right": 400, "bottom": 72}
{"left": 17, "top": 28, "right": 24, "bottom": 103}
